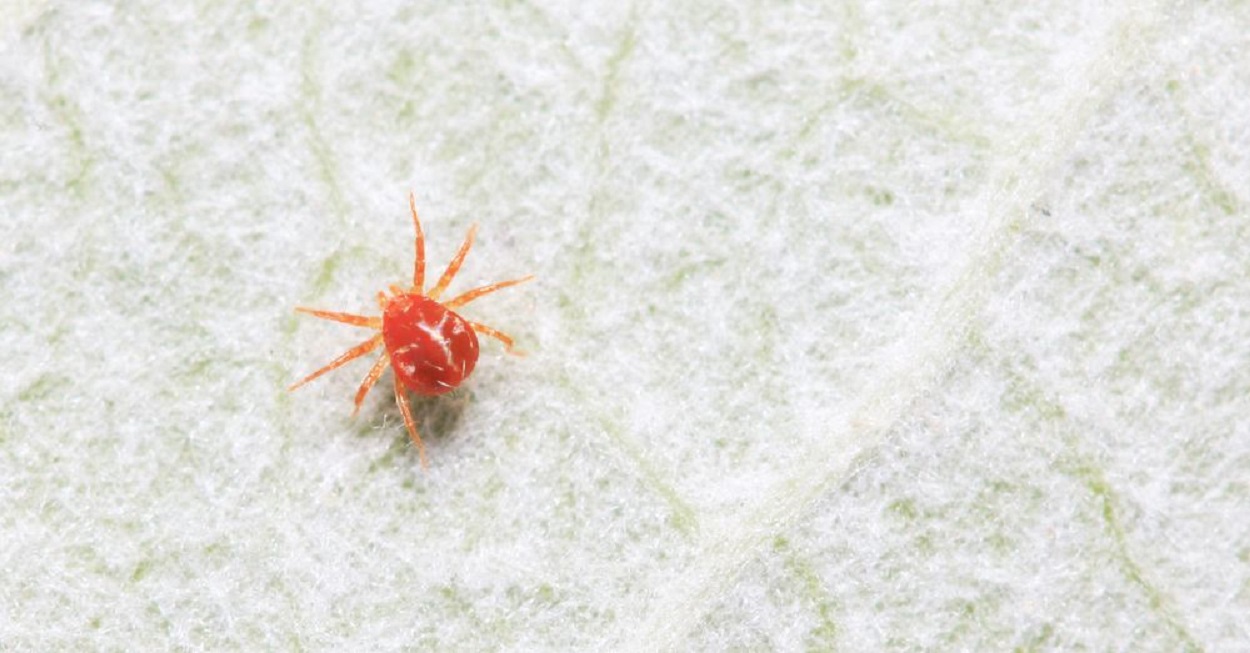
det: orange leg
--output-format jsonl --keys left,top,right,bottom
{"left": 444, "top": 275, "right": 535, "bottom": 310}
{"left": 294, "top": 307, "right": 382, "bottom": 329}
{"left": 409, "top": 192, "right": 426, "bottom": 293}
{"left": 427, "top": 224, "right": 478, "bottom": 300}
{"left": 352, "top": 352, "right": 390, "bottom": 416}
{"left": 288, "top": 334, "right": 383, "bottom": 391}
{"left": 393, "top": 374, "right": 427, "bottom": 468}
{"left": 466, "top": 320, "right": 524, "bottom": 355}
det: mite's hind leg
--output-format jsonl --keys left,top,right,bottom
{"left": 352, "top": 353, "right": 390, "bottom": 416}
{"left": 393, "top": 374, "right": 428, "bottom": 468}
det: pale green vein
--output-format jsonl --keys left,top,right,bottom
{"left": 594, "top": 15, "right": 638, "bottom": 122}
{"left": 1076, "top": 464, "right": 1204, "bottom": 652}
{"left": 992, "top": 339, "right": 1204, "bottom": 651}
{"left": 41, "top": 36, "right": 94, "bottom": 197}
{"left": 842, "top": 76, "right": 995, "bottom": 150}
{"left": 773, "top": 536, "right": 840, "bottom": 650}
{"left": 558, "top": 371, "right": 698, "bottom": 535}
{"left": 299, "top": 14, "right": 348, "bottom": 225}
{"left": 1167, "top": 78, "right": 1241, "bottom": 217}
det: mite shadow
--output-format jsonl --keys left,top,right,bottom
{"left": 367, "top": 386, "right": 474, "bottom": 458}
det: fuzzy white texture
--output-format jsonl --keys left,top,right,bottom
{"left": 1, "top": 1, "right": 1247, "bottom": 650}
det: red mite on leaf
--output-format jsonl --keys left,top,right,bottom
{"left": 290, "top": 193, "right": 533, "bottom": 466}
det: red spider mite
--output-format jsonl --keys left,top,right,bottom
{"left": 290, "top": 192, "right": 533, "bottom": 466}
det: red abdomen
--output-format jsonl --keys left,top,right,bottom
{"left": 382, "top": 293, "right": 479, "bottom": 396}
